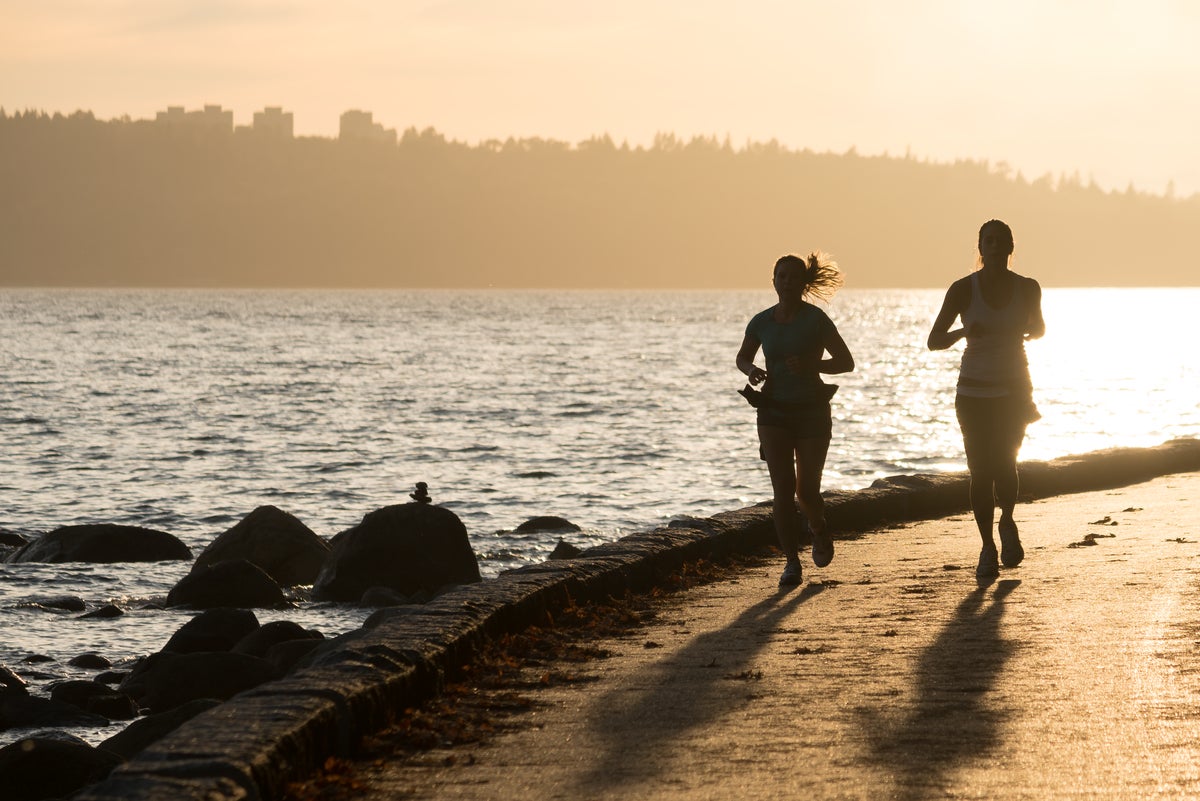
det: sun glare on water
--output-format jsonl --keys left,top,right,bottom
{"left": 1023, "top": 288, "right": 1199, "bottom": 461}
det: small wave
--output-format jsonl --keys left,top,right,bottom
{"left": 477, "top": 548, "right": 525, "bottom": 560}
{"left": 2, "top": 416, "right": 49, "bottom": 426}
{"left": 261, "top": 488, "right": 304, "bottom": 498}
{"left": 315, "top": 462, "right": 367, "bottom": 473}
{"left": 323, "top": 489, "right": 366, "bottom": 500}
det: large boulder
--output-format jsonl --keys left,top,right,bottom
{"left": 49, "top": 680, "right": 138, "bottom": 720}
{"left": 0, "top": 694, "right": 110, "bottom": 730}
{"left": 166, "top": 559, "right": 287, "bottom": 609}
{"left": 161, "top": 608, "right": 261, "bottom": 654}
{"left": 231, "top": 620, "right": 323, "bottom": 658}
{"left": 137, "top": 651, "right": 276, "bottom": 713}
{"left": 264, "top": 638, "right": 324, "bottom": 676}
{"left": 312, "top": 502, "right": 480, "bottom": 602}
{"left": 0, "top": 737, "right": 121, "bottom": 801}
{"left": 193, "top": 505, "right": 330, "bottom": 586}
{"left": 7, "top": 524, "right": 191, "bottom": 564}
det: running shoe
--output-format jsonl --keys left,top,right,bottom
{"left": 811, "top": 528, "right": 834, "bottom": 568}
{"left": 779, "top": 559, "right": 803, "bottom": 587}
{"left": 976, "top": 545, "right": 1000, "bottom": 585}
{"left": 998, "top": 518, "right": 1024, "bottom": 568}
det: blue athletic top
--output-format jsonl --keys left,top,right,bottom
{"left": 745, "top": 303, "right": 833, "bottom": 404}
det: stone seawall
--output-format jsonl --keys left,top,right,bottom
{"left": 75, "top": 438, "right": 1200, "bottom": 801}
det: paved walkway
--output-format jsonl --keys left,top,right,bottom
{"left": 313, "top": 472, "right": 1200, "bottom": 800}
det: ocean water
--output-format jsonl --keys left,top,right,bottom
{"left": 1, "top": 287, "right": 1197, "bottom": 745}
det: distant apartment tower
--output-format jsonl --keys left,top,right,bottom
{"left": 339, "top": 110, "right": 397, "bottom": 145}
{"left": 155, "top": 105, "right": 234, "bottom": 135}
{"left": 253, "top": 107, "right": 294, "bottom": 139}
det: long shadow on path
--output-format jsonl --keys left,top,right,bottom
{"left": 574, "top": 581, "right": 824, "bottom": 794}
{"left": 860, "top": 579, "right": 1021, "bottom": 801}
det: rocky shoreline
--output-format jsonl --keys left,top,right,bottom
{"left": 9, "top": 438, "right": 1199, "bottom": 800}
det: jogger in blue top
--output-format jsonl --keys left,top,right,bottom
{"left": 736, "top": 253, "right": 855, "bottom": 587}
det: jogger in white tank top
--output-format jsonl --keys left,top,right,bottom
{"left": 927, "top": 220, "right": 1046, "bottom": 584}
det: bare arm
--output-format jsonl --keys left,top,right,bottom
{"left": 927, "top": 281, "right": 970, "bottom": 351}
{"left": 1023, "top": 278, "right": 1046, "bottom": 341}
{"left": 819, "top": 321, "right": 855, "bottom": 375}
{"left": 736, "top": 333, "right": 766, "bottom": 385}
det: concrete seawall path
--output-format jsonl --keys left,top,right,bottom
{"left": 297, "top": 471, "right": 1200, "bottom": 800}
{"left": 72, "top": 440, "right": 1200, "bottom": 800}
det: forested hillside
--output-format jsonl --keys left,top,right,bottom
{"left": 1, "top": 110, "right": 1193, "bottom": 287}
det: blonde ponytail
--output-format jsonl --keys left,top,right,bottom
{"left": 802, "top": 251, "right": 843, "bottom": 302}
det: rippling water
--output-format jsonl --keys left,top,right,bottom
{"left": 1, "top": 287, "right": 1196, "bottom": 744}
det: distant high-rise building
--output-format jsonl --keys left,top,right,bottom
{"left": 339, "top": 110, "right": 397, "bottom": 145}
{"left": 154, "top": 105, "right": 234, "bottom": 135}
{"left": 253, "top": 107, "right": 294, "bottom": 139}
{"left": 155, "top": 106, "right": 187, "bottom": 125}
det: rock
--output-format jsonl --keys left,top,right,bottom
{"left": 516, "top": 515, "right": 581, "bottom": 533}
{"left": 20, "top": 729, "right": 91, "bottom": 745}
{"left": 548, "top": 538, "right": 583, "bottom": 559}
{"left": 7, "top": 523, "right": 191, "bottom": 563}
{"left": 264, "top": 638, "right": 323, "bottom": 676}
{"left": 87, "top": 692, "right": 140, "bottom": 720}
{"left": 0, "top": 694, "right": 110, "bottom": 730}
{"left": 0, "top": 737, "right": 121, "bottom": 801}
{"left": 312, "top": 502, "right": 481, "bottom": 602}
{"left": 166, "top": 559, "right": 287, "bottom": 609}
{"left": 18, "top": 594, "right": 86, "bottom": 612}
{"left": 21, "top": 654, "right": 54, "bottom": 664}
{"left": 193, "top": 505, "right": 331, "bottom": 586}
{"left": 80, "top": 604, "right": 125, "bottom": 619}
{"left": 98, "top": 698, "right": 221, "bottom": 761}
{"left": 68, "top": 653, "right": 112, "bottom": 670}
{"left": 138, "top": 651, "right": 276, "bottom": 713}
{"left": 0, "top": 528, "right": 28, "bottom": 547}
{"left": 94, "top": 670, "right": 128, "bottom": 686}
{"left": 49, "top": 680, "right": 138, "bottom": 720}
{"left": 359, "top": 585, "right": 410, "bottom": 606}
{"left": 231, "top": 620, "right": 322, "bottom": 658}
{"left": 0, "top": 665, "right": 28, "bottom": 696}
{"left": 161, "top": 608, "right": 261, "bottom": 654}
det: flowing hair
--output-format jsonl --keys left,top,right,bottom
{"left": 775, "top": 251, "right": 844, "bottom": 302}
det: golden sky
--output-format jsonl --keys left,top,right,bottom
{"left": 3, "top": 0, "right": 1199, "bottom": 195}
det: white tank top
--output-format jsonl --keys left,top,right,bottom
{"left": 957, "top": 272, "right": 1031, "bottom": 398}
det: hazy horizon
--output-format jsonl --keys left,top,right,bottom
{"left": 4, "top": 1, "right": 1199, "bottom": 197}
{"left": 5, "top": 2, "right": 1199, "bottom": 289}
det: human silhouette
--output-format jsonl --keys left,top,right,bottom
{"left": 736, "top": 253, "right": 855, "bottom": 586}
{"left": 927, "top": 219, "right": 1045, "bottom": 584}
